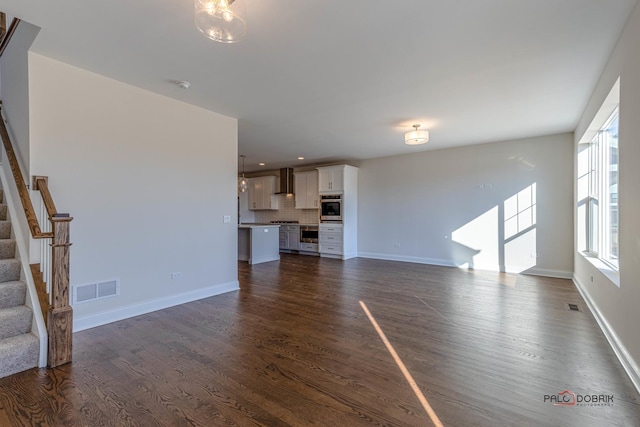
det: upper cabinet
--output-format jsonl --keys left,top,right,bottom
{"left": 248, "top": 176, "right": 279, "bottom": 210}
{"left": 317, "top": 166, "right": 344, "bottom": 194}
{"left": 294, "top": 171, "right": 319, "bottom": 209}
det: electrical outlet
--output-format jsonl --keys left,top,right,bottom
{"left": 530, "top": 252, "right": 539, "bottom": 258}
{"left": 223, "top": 215, "right": 231, "bottom": 223}
{"left": 170, "top": 272, "right": 182, "bottom": 279}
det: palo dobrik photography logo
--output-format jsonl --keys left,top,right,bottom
{"left": 544, "top": 390, "right": 614, "bottom": 407}
{"left": 548, "top": 390, "right": 577, "bottom": 406}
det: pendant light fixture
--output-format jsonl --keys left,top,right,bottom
{"left": 405, "top": 124, "right": 429, "bottom": 145}
{"left": 194, "top": 0, "right": 247, "bottom": 43}
{"left": 238, "top": 155, "right": 248, "bottom": 193}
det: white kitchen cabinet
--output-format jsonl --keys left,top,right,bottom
{"left": 299, "top": 242, "right": 319, "bottom": 253}
{"left": 248, "top": 176, "right": 279, "bottom": 210}
{"left": 317, "top": 165, "right": 358, "bottom": 260}
{"left": 294, "top": 171, "right": 319, "bottom": 209}
{"left": 279, "top": 225, "right": 300, "bottom": 251}
{"left": 317, "top": 166, "right": 344, "bottom": 194}
{"left": 319, "top": 224, "right": 343, "bottom": 255}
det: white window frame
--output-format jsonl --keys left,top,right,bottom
{"left": 577, "top": 78, "right": 620, "bottom": 285}
{"left": 584, "top": 109, "right": 618, "bottom": 270}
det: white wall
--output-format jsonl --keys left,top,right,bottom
{"left": 358, "top": 134, "right": 574, "bottom": 278}
{"left": 574, "top": 1, "right": 640, "bottom": 384}
{"left": 0, "top": 21, "right": 40, "bottom": 258}
{"left": 28, "top": 54, "right": 239, "bottom": 330}
{"left": 238, "top": 190, "right": 255, "bottom": 224}
{"left": 0, "top": 20, "right": 39, "bottom": 175}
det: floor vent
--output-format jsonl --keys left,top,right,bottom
{"left": 73, "top": 279, "right": 120, "bottom": 304}
{"left": 567, "top": 303, "right": 582, "bottom": 312}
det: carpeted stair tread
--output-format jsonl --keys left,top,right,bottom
{"left": 0, "top": 281, "right": 26, "bottom": 309}
{"left": 0, "top": 333, "right": 38, "bottom": 378}
{"left": 0, "top": 305, "right": 33, "bottom": 340}
{"left": 0, "top": 187, "right": 40, "bottom": 378}
{"left": 0, "top": 259, "right": 21, "bottom": 283}
{"left": 0, "top": 239, "right": 16, "bottom": 260}
{"left": 0, "top": 221, "right": 10, "bottom": 239}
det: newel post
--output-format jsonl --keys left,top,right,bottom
{"left": 47, "top": 215, "right": 73, "bottom": 367}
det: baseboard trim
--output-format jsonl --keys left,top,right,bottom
{"left": 521, "top": 267, "right": 573, "bottom": 279}
{"left": 573, "top": 275, "right": 640, "bottom": 395}
{"left": 249, "top": 255, "right": 280, "bottom": 265}
{"left": 357, "top": 252, "right": 572, "bottom": 278}
{"left": 343, "top": 251, "right": 358, "bottom": 260}
{"left": 357, "top": 252, "right": 457, "bottom": 268}
{"left": 73, "top": 281, "right": 240, "bottom": 332}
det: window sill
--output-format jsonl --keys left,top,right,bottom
{"left": 580, "top": 252, "right": 620, "bottom": 287}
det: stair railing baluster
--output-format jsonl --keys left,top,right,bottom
{"left": 0, "top": 103, "right": 73, "bottom": 367}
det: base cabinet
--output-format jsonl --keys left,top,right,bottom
{"left": 299, "top": 242, "right": 319, "bottom": 252}
{"left": 279, "top": 225, "right": 300, "bottom": 251}
{"left": 319, "top": 224, "right": 344, "bottom": 256}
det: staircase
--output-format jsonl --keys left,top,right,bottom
{"left": 0, "top": 187, "right": 39, "bottom": 378}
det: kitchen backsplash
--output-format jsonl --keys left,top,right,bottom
{"left": 254, "top": 194, "right": 319, "bottom": 224}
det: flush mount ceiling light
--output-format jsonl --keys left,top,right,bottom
{"left": 194, "top": 0, "right": 247, "bottom": 43}
{"left": 238, "top": 154, "right": 248, "bottom": 193}
{"left": 176, "top": 80, "right": 190, "bottom": 89}
{"left": 405, "top": 124, "right": 429, "bottom": 145}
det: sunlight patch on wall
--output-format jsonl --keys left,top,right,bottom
{"left": 451, "top": 183, "right": 538, "bottom": 274}
{"left": 505, "top": 229, "right": 537, "bottom": 273}
{"left": 452, "top": 206, "right": 499, "bottom": 270}
{"left": 504, "top": 183, "right": 536, "bottom": 239}
{"left": 504, "top": 183, "right": 537, "bottom": 273}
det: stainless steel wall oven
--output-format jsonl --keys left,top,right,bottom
{"left": 320, "top": 195, "right": 342, "bottom": 221}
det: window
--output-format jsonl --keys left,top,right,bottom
{"left": 583, "top": 109, "right": 619, "bottom": 269}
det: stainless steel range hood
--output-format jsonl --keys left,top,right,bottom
{"left": 276, "top": 168, "right": 294, "bottom": 194}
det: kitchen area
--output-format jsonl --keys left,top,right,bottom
{"left": 238, "top": 165, "right": 358, "bottom": 264}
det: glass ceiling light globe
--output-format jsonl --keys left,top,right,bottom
{"left": 195, "top": 0, "right": 247, "bottom": 43}
{"left": 405, "top": 124, "right": 429, "bottom": 145}
{"left": 238, "top": 154, "right": 249, "bottom": 193}
{"left": 239, "top": 177, "right": 248, "bottom": 193}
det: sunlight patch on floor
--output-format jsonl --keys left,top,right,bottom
{"left": 359, "top": 301, "right": 445, "bottom": 427}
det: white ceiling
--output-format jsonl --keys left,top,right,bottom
{"left": 1, "top": 0, "right": 637, "bottom": 172}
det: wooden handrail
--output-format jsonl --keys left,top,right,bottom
{"left": 33, "top": 176, "right": 60, "bottom": 219}
{"left": 0, "top": 110, "right": 53, "bottom": 238}
{"left": 1, "top": 13, "right": 6, "bottom": 41}
{"left": 0, "top": 99, "right": 73, "bottom": 367}
{"left": 0, "top": 15, "right": 19, "bottom": 57}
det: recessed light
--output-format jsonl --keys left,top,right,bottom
{"left": 259, "top": 162, "right": 265, "bottom": 166}
{"left": 298, "top": 157, "right": 305, "bottom": 160}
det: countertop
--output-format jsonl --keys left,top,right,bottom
{"left": 239, "top": 223, "right": 319, "bottom": 227}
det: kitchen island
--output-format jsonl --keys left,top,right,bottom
{"left": 238, "top": 224, "right": 281, "bottom": 265}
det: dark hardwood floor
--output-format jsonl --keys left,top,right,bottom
{"left": 1, "top": 254, "right": 639, "bottom": 426}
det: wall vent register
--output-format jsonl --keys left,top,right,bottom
{"left": 73, "top": 279, "right": 120, "bottom": 304}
